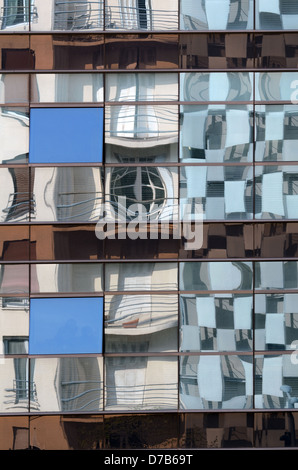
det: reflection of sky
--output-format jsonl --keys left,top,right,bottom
{"left": 29, "top": 297, "right": 103, "bottom": 354}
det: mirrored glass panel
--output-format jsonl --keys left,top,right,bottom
{"left": 105, "top": 356, "right": 178, "bottom": 410}
{"left": 0, "top": 1, "right": 30, "bottom": 31}
{"left": 31, "top": 263, "right": 103, "bottom": 293}
{"left": 256, "top": 0, "right": 298, "bottom": 30}
{"left": 180, "top": 293, "right": 253, "bottom": 352}
{"left": 105, "top": 262, "right": 178, "bottom": 291}
{"left": 255, "top": 165, "right": 298, "bottom": 219}
{"left": 256, "top": 72, "right": 298, "bottom": 102}
{"left": 0, "top": 358, "right": 30, "bottom": 413}
{"left": 180, "top": 355, "right": 253, "bottom": 409}
{"left": 106, "top": 73, "right": 178, "bottom": 102}
{"left": 179, "top": 261, "right": 253, "bottom": 291}
{"left": 105, "top": 105, "right": 178, "bottom": 163}
{"left": 0, "top": 108, "right": 29, "bottom": 164}
{"left": 180, "top": 105, "right": 253, "bottom": 163}
{"left": 180, "top": 72, "right": 253, "bottom": 102}
{"left": 180, "top": 0, "right": 254, "bottom": 30}
{"left": 104, "top": 294, "right": 178, "bottom": 352}
{"left": 105, "top": 166, "right": 178, "bottom": 220}
{"left": 105, "top": 0, "right": 178, "bottom": 30}
{"left": 255, "top": 106, "right": 298, "bottom": 162}
{"left": 255, "top": 222, "right": 298, "bottom": 259}
{"left": 255, "top": 261, "right": 298, "bottom": 291}
{"left": 32, "top": 167, "right": 104, "bottom": 222}
{"left": 0, "top": 75, "right": 29, "bottom": 104}
{"left": 105, "top": 34, "right": 179, "bottom": 69}
{"left": 255, "top": 293, "right": 298, "bottom": 352}
{"left": 180, "top": 165, "right": 253, "bottom": 220}
{"left": 32, "top": 357, "right": 104, "bottom": 412}
{"left": 255, "top": 34, "right": 298, "bottom": 69}
{"left": 0, "top": 226, "right": 29, "bottom": 261}
{"left": 0, "top": 416, "right": 29, "bottom": 450}
{"left": 31, "top": 73, "right": 103, "bottom": 103}
{"left": 0, "top": 296, "right": 29, "bottom": 355}
{"left": 0, "top": 167, "right": 30, "bottom": 222}
{"left": 255, "top": 354, "right": 298, "bottom": 409}
{"left": 0, "top": 264, "right": 29, "bottom": 294}
{"left": 31, "top": 0, "right": 104, "bottom": 31}
{"left": 0, "top": 35, "right": 33, "bottom": 70}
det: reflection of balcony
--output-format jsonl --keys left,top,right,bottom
{"left": 5, "top": 379, "right": 38, "bottom": 409}
{"left": 57, "top": 191, "right": 103, "bottom": 221}
{"left": 106, "top": 5, "right": 178, "bottom": 30}
{"left": 0, "top": 4, "right": 37, "bottom": 29}
{"left": 54, "top": 1, "right": 104, "bottom": 30}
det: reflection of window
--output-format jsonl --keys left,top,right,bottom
{"left": 1, "top": 0, "right": 34, "bottom": 29}
{"left": 54, "top": 0, "right": 104, "bottom": 30}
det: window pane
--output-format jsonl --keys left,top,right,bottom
{"left": 180, "top": 0, "right": 254, "bottom": 30}
{"left": 256, "top": 0, "right": 298, "bottom": 30}
{"left": 105, "top": 356, "right": 178, "bottom": 410}
{"left": 104, "top": 294, "right": 178, "bottom": 352}
{"left": 180, "top": 355, "right": 253, "bottom": 409}
{"left": 180, "top": 165, "right": 253, "bottom": 220}
{"left": 29, "top": 108, "right": 103, "bottom": 164}
{"left": 180, "top": 72, "right": 253, "bottom": 102}
{"left": 0, "top": 226, "right": 29, "bottom": 261}
{"left": 180, "top": 105, "right": 253, "bottom": 163}
{"left": 255, "top": 165, "right": 298, "bottom": 219}
{"left": 105, "top": 262, "right": 178, "bottom": 291}
{"left": 255, "top": 33, "right": 298, "bottom": 69}
{"left": 0, "top": 167, "right": 30, "bottom": 222}
{"left": 104, "top": 235, "right": 180, "bottom": 260}
{"left": 0, "top": 108, "right": 29, "bottom": 164}
{"left": 31, "top": 73, "right": 103, "bottom": 103}
{"left": 0, "top": 264, "right": 29, "bottom": 294}
{"left": 256, "top": 72, "right": 298, "bottom": 102}
{"left": 31, "top": 0, "right": 104, "bottom": 31}
{"left": 106, "top": 73, "right": 178, "bottom": 102}
{"left": 105, "top": 0, "right": 178, "bottom": 30}
{"left": 180, "top": 293, "right": 253, "bottom": 352}
{"left": 0, "top": 74, "right": 29, "bottom": 104}
{"left": 105, "top": 166, "right": 178, "bottom": 219}
{"left": 255, "top": 106, "right": 298, "bottom": 162}
{"left": 105, "top": 34, "right": 179, "bottom": 70}
{"left": 32, "top": 357, "right": 104, "bottom": 412}
{"left": 29, "top": 297, "right": 103, "bottom": 354}
{"left": 179, "top": 261, "right": 253, "bottom": 291}
{"left": 255, "top": 261, "right": 298, "bottom": 290}
{"left": 255, "top": 222, "right": 298, "bottom": 258}
{"left": 1, "top": 297, "right": 29, "bottom": 355}
{"left": 0, "top": 358, "right": 29, "bottom": 413}
{"left": 255, "top": 293, "right": 298, "bottom": 351}
{"left": 255, "top": 354, "right": 298, "bottom": 409}
{"left": 31, "top": 263, "right": 103, "bottom": 293}
{"left": 0, "top": 416, "right": 29, "bottom": 450}
{"left": 32, "top": 167, "right": 104, "bottom": 222}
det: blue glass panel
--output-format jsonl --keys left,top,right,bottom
{"left": 29, "top": 108, "right": 103, "bottom": 163}
{"left": 29, "top": 297, "right": 103, "bottom": 354}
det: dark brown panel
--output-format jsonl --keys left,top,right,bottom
{"left": 255, "top": 222, "right": 298, "bottom": 258}
{"left": 255, "top": 33, "right": 298, "bottom": 68}
{"left": 0, "top": 416, "right": 29, "bottom": 450}
{"left": 0, "top": 226, "right": 29, "bottom": 261}
{"left": 0, "top": 35, "right": 34, "bottom": 70}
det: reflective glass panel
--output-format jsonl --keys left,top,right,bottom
{"left": 255, "top": 261, "right": 298, "bottom": 290}
{"left": 29, "top": 108, "right": 103, "bottom": 164}
{"left": 31, "top": 263, "right": 103, "bottom": 293}
{"left": 255, "top": 354, "right": 298, "bottom": 409}
{"left": 105, "top": 0, "right": 178, "bottom": 30}
{"left": 179, "top": 355, "right": 253, "bottom": 410}
{"left": 29, "top": 297, "right": 103, "bottom": 354}
{"left": 255, "top": 293, "right": 298, "bottom": 351}
{"left": 31, "top": 0, "right": 104, "bottom": 31}
{"left": 0, "top": 108, "right": 29, "bottom": 164}
{"left": 32, "top": 357, "right": 104, "bottom": 412}
{"left": 105, "top": 356, "right": 178, "bottom": 410}
{"left": 180, "top": 105, "right": 253, "bottom": 163}
{"left": 105, "top": 262, "right": 178, "bottom": 291}
{"left": 0, "top": 226, "right": 29, "bottom": 261}
{"left": 0, "top": 416, "right": 29, "bottom": 450}
{"left": 0, "top": 74, "right": 29, "bottom": 103}
{"left": 256, "top": 72, "right": 298, "bottom": 102}
{"left": 104, "top": 294, "right": 178, "bottom": 352}
{"left": 0, "top": 35, "right": 33, "bottom": 70}
{"left": 255, "top": 106, "right": 298, "bottom": 162}
{"left": 179, "top": 261, "right": 253, "bottom": 291}
{"left": 180, "top": 293, "right": 253, "bottom": 352}
{"left": 180, "top": 0, "right": 254, "bottom": 30}
{"left": 180, "top": 165, "right": 254, "bottom": 220}
{"left": 105, "top": 166, "right": 178, "bottom": 220}
{"left": 106, "top": 73, "right": 178, "bottom": 102}
{"left": 105, "top": 34, "right": 179, "bottom": 69}
{"left": 104, "top": 235, "right": 180, "bottom": 260}
{"left": 30, "top": 225, "right": 104, "bottom": 261}
{"left": 255, "top": 222, "right": 298, "bottom": 259}
{"left": 29, "top": 415, "right": 104, "bottom": 450}
{"left": 0, "top": 167, "right": 30, "bottom": 222}
{"left": 1, "top": 296, "right": 29, "bottom": 355}
{"left": 0, "top": 358, "right": 29, "bottom": 413}
{"left": 0, "top": 0, "right": 30, "bottom": 31}
{"left": 255, "top": 165, "right": 298, "bottom": 219}
{"left": 255, "top": 34, "right": 298, "bottom": 69}
{"left": 256, "top": 0, "right": 298, "bottom": 30}
{"left": 32, "top": 167, "right": 104, "bottom": 222}
{"left": 180, "top": 72, "right": 253, "bottom": 102}
{"left": 0, "top": 264, "right": 29, "bottom": 294}
{"left": 31, "top": 73, "right": 103, "bottom": 103}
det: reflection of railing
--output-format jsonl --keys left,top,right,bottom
{"left": 54, "top": 1, "right": 104, "bottom": 30}
{"left": 60, "top": 379, "right": 103, "bottom": 411}
{"left": 106, "top": 5, "right": 178, "bottom": 30}
{"left": 0, "top": 5, "right": 38, "bottom": 29}
{"left": 57, "top": 192, "right": 103, "bottom": 220}
{"left": 105, "top": 382, "right": 177, "bottom": 408}
{"left": 5, "top": 380, "right": 37, "bottom": 405}
{"left": 3, "top": 192, "right": 35, "bottom": 222}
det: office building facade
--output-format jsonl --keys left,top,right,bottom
{"left": 0, "top": 0, "right": 298, "bottom": 449}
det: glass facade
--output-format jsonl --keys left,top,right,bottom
{"left": 0, "top": 0, "right": 298, "bottom": 451}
